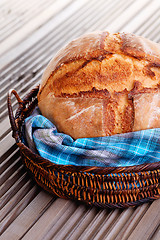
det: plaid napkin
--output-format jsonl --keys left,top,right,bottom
{"left": 23, "top": 107, "right": 160, "bottom": 167}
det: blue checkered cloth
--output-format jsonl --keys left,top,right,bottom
{"left": 23, "top": 107, "right": 160, "bottom": 167}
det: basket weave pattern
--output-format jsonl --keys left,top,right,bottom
{"left": 8, "top": 86, "right": 160, "bottom": 208}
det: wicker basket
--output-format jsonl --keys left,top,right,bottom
{"left": 8, "top": 86, "right": 160, "bottom": 208}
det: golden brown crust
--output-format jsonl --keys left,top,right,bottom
{"left": 133, "top": 89, "right": 160, "bottom": 131}
{"left": 38, "top": 31, "right": 109, "bottom": 96}
{"left": 120, "top": 32, "right": 160, "bottom": 65}
{"left": 38, "top": 31, "right": 160, "bottom": 98}
{"left": 38, "top": 94, "right": 106, "bottom": 139}
{"left": 38, "top": 31, "right": 160, "bottom": 138}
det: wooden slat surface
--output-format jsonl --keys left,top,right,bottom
{"left": 0, "top": 0, "right": 160, "bottom": 239}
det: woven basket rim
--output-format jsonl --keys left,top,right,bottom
{"left": 7, "top": 86, "right": 160, "bottom": 208}
{"left": 18, "top": 141, "right": 160, "bottom": 174}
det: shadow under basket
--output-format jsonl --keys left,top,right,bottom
{"left": 8, "top": 86, "right": 160, "bottom": 208}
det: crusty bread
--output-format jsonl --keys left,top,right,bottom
{"left": 38, "top": 31, "right": 160, "bottom": 139}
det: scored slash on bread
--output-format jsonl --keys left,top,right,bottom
{"left": 38, "top": 31, "right": 160, "bottom": 139}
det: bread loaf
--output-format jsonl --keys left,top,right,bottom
{"left": 38, "top": 31, "right": 160, "bottom": 139}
